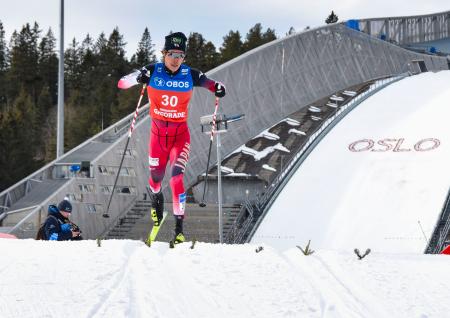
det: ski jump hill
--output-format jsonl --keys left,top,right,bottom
{"left": 1, "top": 11, "right": 450, "bottom": 252}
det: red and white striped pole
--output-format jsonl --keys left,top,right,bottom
{"left": 103, "top": 84, "right": 147, "bottom": 218}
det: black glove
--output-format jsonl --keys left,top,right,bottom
{"left": 214, "top": 82, "right": 226, "bottom": 98}
{"left": 136, "top": 67, "right": 150, "bottom": 84}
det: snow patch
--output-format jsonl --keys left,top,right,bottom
{"left": 254, "top": 130, "right": 280, "bottom": 141}
{"left": 284, "top": 118, "right": 301, "bottom": 126}
{"left": 237, "top": 143, "right": 290, "bottom": 161}
{"left": 330, "top": 95, "right": 344, "bottom": 102}
{"left": 308, "top": 106, "right": 321, "bottom": 113}
{"left": 289, "top": 129, "right": 307, "bottom": 136}
{"left": 262, "top": 164, "right": 277, "bottom": 172}
{"left": 326, "top": 102, "right": 338, "bottom": 108}
{"left": 343, "top": 90, "right": 357, "bottom": 97}
{"left": 227, "top": 172, "right": 251, "bottom": 177}
{"left": 220, "top": 166, "right": 234, "bottom": 174}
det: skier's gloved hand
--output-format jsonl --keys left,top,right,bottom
{"left": 136, "top": 67, "right": 150, "bottom": 84}
{"left": 61, "top": 223, "right": 71, "bottom": 233}
{"left": 214, "top": 82, "right": 226, "bottom": 98}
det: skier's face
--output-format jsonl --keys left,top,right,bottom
{"left": 164, "top": 50, "right": 185, "bottom": 72}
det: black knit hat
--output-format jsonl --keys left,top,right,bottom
{"left": 164, "top": 32, "right": 187, "bottom": 52}
{"left": 58, "top": 199, "right": 72, "bottom": 213}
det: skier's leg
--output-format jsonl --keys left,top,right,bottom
{"left": 148, "top": 127, "right": 169, "bottom": 223}
{"left": 169, "top": 131, "right": 191, "bottom": 242}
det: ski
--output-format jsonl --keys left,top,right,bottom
{"left": 169, "top": 238, "right": 197, "bottom": 249}
{"left": 145, "top": 211, "right": 168, "bottom": 246}
{"left": 118, "top": 70, "right": 140, "bottom": 90}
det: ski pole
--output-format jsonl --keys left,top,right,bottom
{"left": 199, "top": 97, "right": 220, "bottom": 208}
{"left": 103, "top": 84, "right": 147, "bottom": 218}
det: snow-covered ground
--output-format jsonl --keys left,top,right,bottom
{"left": 0, "top": 239, "right": 449, "bottom": 318}
{"left": 253, "top": 71, "right": 450, "bottom": 253}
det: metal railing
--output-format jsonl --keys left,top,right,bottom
{"left": 426, "top": 186, "right": 450, "bottom": 254}
{"left": 225, "top": 199, "right": 257, "bottom": 243}
{"left": 99, "top": 197, "right": 140, "bottom": 238}
{"left": 0, "top": 104, "right": 150, "bottom": 225}
{"left": 6, "top": 180, "right": 73, "bottom": 238}
{"left": 355, "top": 10, "right": 450, "bottom": 45}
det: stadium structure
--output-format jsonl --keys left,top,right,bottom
{"left": 1, "top": 11, "right": 449, "bottom": 253}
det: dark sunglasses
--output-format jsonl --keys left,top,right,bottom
{"left": 166, "top": 52, "right": 186, "bottom": 59}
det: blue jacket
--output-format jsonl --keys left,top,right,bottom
{"left": 43, "top": 205, "right": 73, "bottom": 241}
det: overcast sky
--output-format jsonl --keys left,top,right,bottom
{"left": 0, "top": 0, "right": 448, "bottom": 59}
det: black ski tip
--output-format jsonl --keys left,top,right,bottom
{"left": 199, "top": 202, "right": 206, "bottom": 208}
{"left": 169, "top": 240, "right": 175, "bottom": 248}
{"left": 102, "top": 213, "right": 110, "bottom": 218}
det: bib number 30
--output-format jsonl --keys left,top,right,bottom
{"left": 161, "top": 95, "right": 178, "bottom": 107}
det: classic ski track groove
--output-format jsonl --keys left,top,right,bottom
{"left": 86, "top": 242, "right": 138, "bottom": 318}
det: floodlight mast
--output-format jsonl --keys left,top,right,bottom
{"left": 56, "top": 0, "right": 64, "bottom": 158}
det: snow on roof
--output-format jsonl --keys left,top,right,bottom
{"left": 330, "top": 95, "right": 345, "bottom": 101}
{"left": 308, "top": 106, "right": 322, "bottom": 113}
{"left": 220, "top": 166, "right": 234, "bottom": 174}
{"left": 226, "top": 172, "right": 251, "bottom": 177}
{"left": 289, "top": 128, "right": 307, "bottom": 136}
{"left": 283, "top": 118, "right": 301, "bottom": 126}
{"left": 238, "top": 143, "right": 290, "bottom": 161}
{"left": 254, "top": 130, "right": 280, "bottom": 141}
{"left": 326, "top": 102, "right": 338, "bottom": 108}
{"left": 343, "top": 90, "right": 357, "bottom": 96}
{"left": 262, "top": 164, "right": 277, "bottom": 172}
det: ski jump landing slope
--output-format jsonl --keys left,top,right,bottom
{"left": 252, "top": 71, "right": 450, "bottom": 253}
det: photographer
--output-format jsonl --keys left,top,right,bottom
{"left": 42, "top": 199, "right": 82, "bottom": 241}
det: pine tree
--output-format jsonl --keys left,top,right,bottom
{"left": 35, "top": 85, "right": 53, "bottom": 160}
{"left": 286, "top": 27, "right": 296, "bottom": 36}
{"left": 185, "top": 32, "right": 219, "bottom": 72}
{"left": 81, "top": 33, "right": 95, "bottom": 59}
{"left": 131, "top": 27, "right": 156, "bottom": 67}
{"left": 107, "top": 28, "right": 126, "bottom": 60}
{"left": 185, "top": 32, "right": 206, "bottom": 70}
{"left": 38, "top": 28, "right": 58, "bottom": 103}
{"left": 263, "top": 27, "right": 277, "bottom": 42}
{"left": 326, "top": 11, "right": 339, "bottom": 24}
{"left": 0, "top": 21, "right": 8, "bottom": 110}
{"left": 94, "top": 32, "right": 108, "bottom": 56}
{"left": 242, "top": 23, "right": 277, "bottom": 53}
{"left": 65, "top": 38, "right": 82, "bottom": 92}
{"left": 203, "top": 41, "right": 220, "bottom": 71}
{"left": 219, "top": 30, "right": 243, "bottom": 64}
{"left": 7, "top": 22, "right": 41, "bottom": 101}
{"left": 79, "top": 34, "right": 96, "bottom": 91}
{"left": 43, "top": 104, "right": 57, "bottom": 163}
{"left": 0, "top": 89, "right": 40, "bottom": 191}
{"left": 0, "top": 21, "right": 7, "bottom": 72}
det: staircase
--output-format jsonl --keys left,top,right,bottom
{"left": 105, "top": 200, "right": 151, "bottom": 239}
{"left": 155, "top": 203, "right": 242, "bottom": 243}
{"left": 104, "top": 202, "right": 242, "bottom": 243}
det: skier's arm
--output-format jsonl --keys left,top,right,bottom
{"left": 191, "top": 69, "right": 226, "bottom": 98}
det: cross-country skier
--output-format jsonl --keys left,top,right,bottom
{"left": 136, "top": 32, "right": 226, "bottom": 244}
